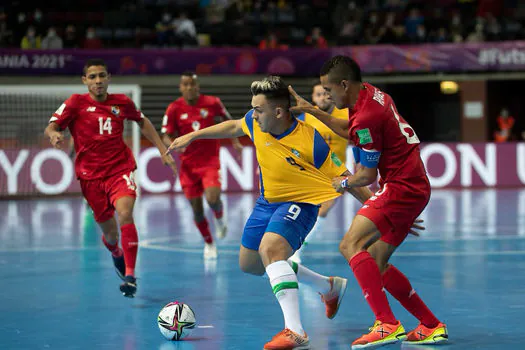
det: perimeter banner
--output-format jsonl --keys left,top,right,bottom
{"left": 1, "top": 143, "right": 524, "bottom": 196}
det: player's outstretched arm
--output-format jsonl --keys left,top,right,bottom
{"left": 44, "top": 122, "right": 65, "bottom": 149}
{"left": 288, "top": 85, "right": 349, "bottom": 138}
{"left": 332, "top": 166, "right": 378, "bottom": 193}
{"left": 166, "top": 119, "right": 245, "bottom": 154}
{"left": 138, "top": 116, "right": 178, "bottom": 174}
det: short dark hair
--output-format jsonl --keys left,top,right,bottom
{"left": 181, "top": 70, "right": 198, "bottom": 80}
{"left": 83, "top": 58, "right": 107, "bottom": 76}
{"left": 320, "top": 55, "right": 362, "bottom": 83}
{"left": 250, "top": 75, "right": 290, "bottom": 108}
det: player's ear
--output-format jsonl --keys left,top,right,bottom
{"left": 341, "top": 80, "right": 349, "bottom": 92}
{"left": 81, "top": 75, "right": 87, "bottom": 85}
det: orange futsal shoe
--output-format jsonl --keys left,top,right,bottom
{"left": 351, "top": 320, "right": 406, "bottom": 349}
{"left": 264, "top": 328, "right": 310, "bottom": 350}
{"left": 320, "top": 276, "right": 348, "bottom": 319}
{"left": 404, "top": 322, "right": 448, "bottom": 345}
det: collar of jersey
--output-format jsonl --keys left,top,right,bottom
{"left": 271, "top": 119, "right": 298, "bottom": 140}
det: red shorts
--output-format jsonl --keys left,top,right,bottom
{"left": 357, "top": 176, "right": 430, "bottom": 247}
{"left": 80, "top": 170, "right": 137, "bottom": 223}
{"left": 179, "top": 163, "right": 221, "bottom": 199}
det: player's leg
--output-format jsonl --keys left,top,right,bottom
{"left": 203, "top": 167, "right": 227, "bottom": 239}
{"left": 289, "top": 198, "right": 336, "bottom": 263}
{"left": 80, "top": 179, "right": 125, "bottom": 281}
{"left": 108, "top": 171, "right": 140, "bottom": 297}
{"left": 180, "top": 165, "right": 216, "bottom": 258}
{"left": 339, "top": 214, "right": 406, "bottom": 349}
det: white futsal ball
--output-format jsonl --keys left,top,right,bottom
{"left": 157, "top": 302, "right": 196, "bottom": 340}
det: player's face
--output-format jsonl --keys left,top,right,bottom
{"left": 312, "top": 84, "right": 333, "bottom": 112}
{"left": 179, "top": 76, "right": 200, "bottom": 102}
{"left": 82, "top": 65, "right": 110, "bottom": 100}
{"left": 320, "top": 74, "right": 350, "bottom": 109}
{"left": 251, "top": 94, "right": 280, "bottom": 133}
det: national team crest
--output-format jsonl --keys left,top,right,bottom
{"left": 291, "top": 148, "right": 301, "bottom": 158}
{"left": 111, "top": 106, "right": 120, "bottom": 116}
{"left": 200, "top": 108, "right": 208, "bottom": 118}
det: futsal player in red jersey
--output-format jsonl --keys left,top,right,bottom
{"left": 161, "top": 71, "right": 243, "bottom": 259}
{"left": 289, "top": 56, "right": 448, "bottom": 349}
{"left": 44, "top": 58, "right": 177, "bottom": 298}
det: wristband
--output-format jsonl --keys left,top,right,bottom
{"left": 341, "top": 177, "right": 349, "bottom": 189}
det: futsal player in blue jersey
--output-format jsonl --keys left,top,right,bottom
{"left": 167, "top": 76, "right": 373, "bottom": 350}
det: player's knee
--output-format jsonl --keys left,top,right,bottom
{"left": 117, "top": 209, "right": 134, "bottom": 225}
{"left": 205, "top": 193, "right": 220, "bottom": 207}
{"left": 339, "top": 234, "right": 360, "bottom": 258}
{"left": 258, "top": 241, "right": 288, "bottom": 264}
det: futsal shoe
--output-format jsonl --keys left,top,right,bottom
{"left": 320, "top": 276, "right": 348, "bottom": 319}
{"left": 264, "top": 329, "right": 310, "bottom": 349}
{"left": 204, "top": 242, "right": 218, "bottom": 259}
{"left": 215, "top": 218, "right": 227, "bottom": 239}
{"left": 403, "top": 322, "right": 448, "bottom": 345}
{"left": 352, "top": 321, "right": 406, "bottom": 349}
{"left": 119, "top": 275, "right": 137, "bottom": 298}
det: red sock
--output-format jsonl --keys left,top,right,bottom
{"left": 120, "top": 223, "right": 138, "bottom": 277}
{"left": 382, "top": 265, "right": 439, "bottom": 328}
{"left": 102, "top": 235, "right": 122, "bottom": 258}
{"left": 195, "top": 219, "right": 213, "bottom": 244}
{"left": 349, "top": 251, "right": 397, "bottom": 324}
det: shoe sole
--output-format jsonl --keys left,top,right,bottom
{"left": 328, "top": 277, "right": 348, "bottom": 319}
{"left": 402, "top": 333, "right": 448, "bottom": 345}
{"left": 263, "top": 341, "right": 310, "bottom": 350}
{"left": 352, "top": 335, "right": 405, "bottom": 349}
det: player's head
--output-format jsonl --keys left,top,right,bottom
{"left": 179, "top": 71, "right": 200, "bottom": 102}
{"left": 320, "top": 55, "right": 362, "bottom": 109}
{"left": 82, "top": 58, "right": 110, "bottom": 101}
{"left": 250, "top": 76, "right": 291, "bottom": 133}
{"left": 312, "top": 81, "right": 334, "bottom": 112}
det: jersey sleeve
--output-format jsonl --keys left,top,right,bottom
{"left": 121, "top": 97, "right": 144, "bottom": 122}
{"left": 49, "top": 95, "right": 78, "bottom": 130}
{"left": 351, "top": 112, "right": 383, "bottom": 152}
{"left": 313, "top": 130, "right": 347, "bottom": 177}
{"left": 161, "top": 103, "right": 178, "bottom": 135}
{"left": 240, "top": 110, "right": 254, "bottom": 140}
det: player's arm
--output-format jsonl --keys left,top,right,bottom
{"left": 333, "top": 146, "right": 379, "bottom": 191}
{"left": 339, "top": 169, "right": 374, "bottom": 203}
{"left": 216, "top": 98, "right": 243, "bottom": 152}
{"left": 137, "top": 116, "right": 178, "bottom": 173}
{"left": 289, "top": 85, "right": 348, "bottom": 138}
{"left": 167, "top": 119, "right": 245, "bottom": 154}
{"left": 160, "top": 106, "right": 179, "bottom": 147}
{"left": 44, "top": 122, "right": 65, "bottom": 149}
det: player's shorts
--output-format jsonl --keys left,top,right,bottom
{"left": 179, "top": 162, "right": 221, "bottom": 199}
{"left": 242, "top": 196, "right": 319, "bottom": 251}
{"left": 357, "top": 176, "right": 431, "bottom": 247}
{"left": 80, "top": 170, "right": 137, "bottom": 223}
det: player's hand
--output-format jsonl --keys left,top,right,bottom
{"left": 161, "top": 152, "right": 178, "bottom": 176}
{"left": 408, "top": 218, "right": 425, "bottom": 237}
{"left": 49, "top": 131, "right": 64, "bottom": 149}
{"left": 331, "top": 176, "right": 347, "bottom": 193}
{"left": 288, "top": 85, "right": 315, "bottom": 114}
{"left": 166, "top": 133, "right": 194, "bottom": 154}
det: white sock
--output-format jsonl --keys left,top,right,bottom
{"left": 215, "top": 216, "right": 225, "bottom": 227}
{"left": 266, "top": 260, "right": 304, "bottom": 335}
{"left": 304, "top": 216, "right": 326, "bottom": 244}
{"left": 288, "top": 260, "right": 331, "bottom": 295}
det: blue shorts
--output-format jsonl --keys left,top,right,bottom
{"left": 242, "top": 196, "right": 319, "bottom": 251}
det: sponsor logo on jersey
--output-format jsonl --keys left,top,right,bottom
{"left": 291, "top": 148, "right": 301, "bottom": 158}
{"left": 200, "top": 108, "right": 208, "bottom": 118}
{"left": 180, "top": 113, "right": 188, "bottom": 120}
{"left": 86, "top": 106, "right": 96, "bottom": 112}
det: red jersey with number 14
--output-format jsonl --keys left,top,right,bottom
{"left": 161, "top": 95, "right": 227, "bottom": 167}
{"left": 50, "top": 93, "right": 143, "bottom": 180}
{"left": 348, "top": 83, "right": 427, "bottom": 185}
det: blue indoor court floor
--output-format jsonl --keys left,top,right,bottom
{"left": 1, "top": 189, "right": 525, "bottom": 350}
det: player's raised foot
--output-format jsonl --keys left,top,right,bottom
{"left": 215, "top": 217, "right": 227, "bottom": 239}
{"left": 119, "top": 275, "right": 137, "bottom": 298}
{"left": 112, "top": 253, "right": 126, "bottom": 281}
{"left": 403, "top": 322, "right": 448, "bottom": 345}
{"left": 204, "top": 242, "right": 218, "bottom": 259}
{"left": 320, "top": 276, "right": 347, "bottom": 319}
{"left": 351, "top": 321, "right": 406, "bottom": 349}
{"left": 263, "top": 328, "right": 310, "bottom": 350}
{"left": 289, "top": 249, "right": 302, "bottom": 264}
